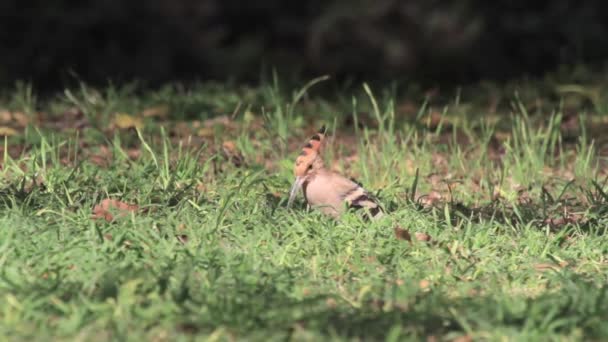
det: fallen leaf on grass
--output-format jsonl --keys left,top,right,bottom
{"left": 46, "top": 107, "right": 89, "bottom": 131}
{"left": 112, "top": 113, "right": 143, "bottom": 129}
{"left": 197, "top": 127, "right": 214, "bottom": 137}
{"left": 431, "top": 153, "right": 448, "bottom": 168}
{"left": 0, "top": 110, "right": 11, "bottom": 122}
{"left": 395, "top": 227, "right": 433, "bottom": 245}
{"left": 419, "top": 279, "right": 431, "bottom": 291}
{"left": 12, "top": 111, "right": 30, "bottom": 127}
{"left": 196, "top": 183, "right": 206, "bottom": 193}
{"left": 543, "top": 213, "right": 584, "bottom": 229}
{"left": 126, "top": 148, "right": 141, "bottom": 160}
{"left": 494, "top": 131, "right": 511, "bottom": 141}
{"left": 0, "top": 126, "right": 18, "bottom": 136}
{"left": 394, "top": 226, "right": 412, "bottom": 242}
{"left": 92, "top": 198, "right": 139, "bottom": 222}
{"left": 0, "top": 111, "right": 32, "bottom": 128}
{"left": 419, "top": 190, "right": 442, "bottom": 207}
{"left": 88, "top": 145, "right": 113, "bottom": 167}
{"left": 452, "top": 335, "right": 473, "bottom": 342}
{"left": 222, "top": 141, "right": 245, "bottom": 167}
{"left": 141, "top": 105, "right": 169, "bottom": 118}
{"left": 426, "top": 336, "right": 439, "bottom": 342}
{"left": 415, "top": 232, "right": 432, "bottom": 242}
{"left": 89, "top": 155, "right": 109, "bottom": 167}
{"left": 203, "top": 115, "right": 234, "bottom": 128}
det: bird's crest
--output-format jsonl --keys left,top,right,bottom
{"left": 299, "top": 125, "right": 326, "bottom": 157}
{"left": 294, "top": 126, "right": 327, "bottom": 175}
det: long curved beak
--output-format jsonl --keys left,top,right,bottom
{"left": 287, "top": 176, "right": 304, "bottom": 207}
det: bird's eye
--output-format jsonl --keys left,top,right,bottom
{"left": 307, "top": 164, "right": 313, "bottom": 170}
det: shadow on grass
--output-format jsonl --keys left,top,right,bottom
{"left": 1, "top": 238, "right": 606, "bottom": 340}
{"left": 389, "top": 192, "right": 608, "bottom": 235}
{"left": 163, "top": 262, "right": 608, "bottom": 339}
{"left": 301, "top": 276, "right": 607, "bottom": 339}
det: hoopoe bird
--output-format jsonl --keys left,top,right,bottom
{"left": 287, "top": 126, "right": 383, "bottom": 219}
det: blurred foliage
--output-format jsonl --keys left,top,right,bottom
{"left": 1, "top": 0, "right": 607, "bottom": 89}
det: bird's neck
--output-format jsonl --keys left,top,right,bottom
{"left": 312, "top": 156, "right": 325, "bottom": 171}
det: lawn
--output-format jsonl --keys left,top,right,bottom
{"left": 0, "top": 78, "right": 607, "bottom": 341}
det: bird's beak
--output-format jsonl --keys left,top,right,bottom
{"left": 287, "top": 176, "right": 304, "bottom": 207}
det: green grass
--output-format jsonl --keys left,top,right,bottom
{"left": 1, "top": 78, "right": 608, "bottom": 341}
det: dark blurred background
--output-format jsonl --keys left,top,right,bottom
{"left": 1, "top": 0, "right": 607, "bottom": 90}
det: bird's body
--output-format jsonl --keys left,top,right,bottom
{"left": 302, "top": 169, "right": 381, "bottom": 218}
{"left": 288, "top": 127, "right": 383, "bottom": 219}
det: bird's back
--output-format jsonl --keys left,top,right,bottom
{"left": 303, "top": 170, "right": 382, "bottom": 218}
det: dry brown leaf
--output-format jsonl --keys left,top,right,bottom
{"left": 419, "top": 279, "right": 431, "bottom": 291}
{"left": 222, "top": 141, "right": 245, "bottom": 167}
{"left": 141, "top": 105, "right": 169, "bottom": 118}
{"left": 0, "top": 126, "right": 18, "bottom": 136}
{"left": 89, "top": 155, "right": 109, "bottom": 167}
{"left": 420, "top": 191, "right": 442, "bottom": 207}
{"left": 415, "top": 232, "right": 432, "bottom": 242}
{"left": 113, "top": 113, "right": 143, "bottom": 129}
{"left": 196, "top": 183, "right": 206, "bottom": 193}
{"left": 12, "top": 112, "right": 30, "bottom": 127}
{"left": 92, "top": 198, "right": 139, "bottom": 222}
{"left": 168, "top": 121, "right": 195, "bottom": 138}
{"left": 494, "top": 131, "right": 511, "bottom": 141}
{"left": 88, "top": 145, "right": 113, "bottom": 167}
{"left": 203, "top": 115, "right": 233, "bottom": 128}
{"left": 544, "top": 213, "right": 583, "bottom": 229}
{"left": 126, "top": 148, "right": 141, "bottom": 160}
{"left": 197, "top": 127, "right": 214, "bottom": 137}
{"left": 0, "top": 110, "right": 11, "bottom": 122}
{"left": 394, "top": 226, "right": 412, "bottom": 242}
{"left": 431, "top": 153, "right": 448, "bottom": 168}
{"left": 45, "top": 108, "right": 88, "bottom": 131}
{"left": 452, "top": 335, "right": 473, "bottom": 342}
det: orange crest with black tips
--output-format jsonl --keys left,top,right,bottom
{"left": 294, "top": 126, "right": 326, "bottom": 177}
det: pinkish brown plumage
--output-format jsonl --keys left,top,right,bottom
{"left": 288, "top": 126, "right": 383, "bottom": 218}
